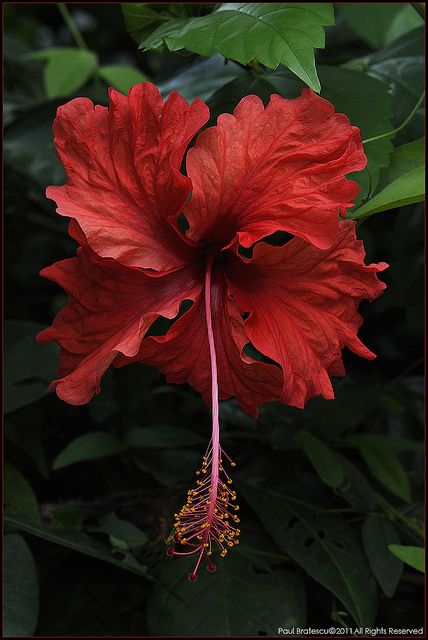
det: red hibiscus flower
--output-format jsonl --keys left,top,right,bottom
{"left": 38, "top": 83, "right": 387, "bottom": 579}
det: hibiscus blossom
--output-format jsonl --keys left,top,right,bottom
{"left": 38, "top": 83, "right": 387, "bottom": 579}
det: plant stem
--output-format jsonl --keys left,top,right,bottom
{"left": 363, "top": 92, "right": 425, "bottom": 145}
{"left": 57, "top": 3, "right": 87, "bottom": 50}
{"left": 375, "top": 493, "right": 424, "bottom": 539}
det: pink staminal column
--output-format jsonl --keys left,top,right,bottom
{"left": 166, "top": 252, "right": 241, "bottom": 580}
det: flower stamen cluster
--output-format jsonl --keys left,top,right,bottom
{"left": 167, "top": 443, "right": 240, "bottom": 579}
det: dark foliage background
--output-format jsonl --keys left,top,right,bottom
{"left": 4, "top": 3, "right": 424, "bottom": 637}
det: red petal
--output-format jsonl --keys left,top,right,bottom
{"left": 116, "top": 270, "right": 283, "bottom": 417}
{"left": 226, "top": 221, "right": 388, "bottom": 409}
{"left": 185, "top": 89, "right": 366, "bottom": 250}
{"left": 47, "top": 84, "right": 209, "bottom": 272}
{"left": 37, "top": 249, "right": 203, "bottom": 404}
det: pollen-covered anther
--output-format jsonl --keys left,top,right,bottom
{"left": 168, "top": 443, "right": 240, "bottom": 578}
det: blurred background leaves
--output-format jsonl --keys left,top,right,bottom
{"left": 4, "top": 3, "right": 424, "bottom": 636}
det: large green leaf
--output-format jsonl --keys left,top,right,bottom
{"left": 352, "top": 139, "right": 424, "bottom": 219}
{"left": 334, "top": 27, "right": 424, "bottom": 144}
{"left": 122, "top": 3, "right": 176, "bottom": 43}
{"left": 4, "top": 464, "right": 41, "bottom": 524}
{"left": 207, "top": 65, "right": 393, "bottom": 201}
{"left": 157, "top": 55, "right": 243, "bottom": 102}
{"left": 146, "top": 552, "right": 306, "bottom": 635}
{"left": 136, "top": 3, "right": 335, "bottom": 92}
{"left": 339, "top": 4, "right": 422, "bottom": 49}
{"left": 345, "top": 433, "right": 423, "bottom": 454}
{"left": 362, "top": 517, "right": 403, "bottom": 597}
{"left": 388, "top": 545, "right": 425, "bottom": 574}
{"left": 53, "top": 432, "right": 125, "bottom": 470}
{"left": 368, "top": 59, "right": 424, "bottom": 144}
{"left": 240, "top": 483, "right": 378, "bottom": 626}
{"left": 300, "top": 431, "right": 345, "bottom": 489}
{"left": 4, "top": 514, "right": 149, "bottom": 579}
{"left": 4, "top": 534, "right": 39, "bottom": 637}
{"left": 4, "top": 321, "right": 59, "bottom": 413}
{"left": 28, "top": 48, "right": 98, "bottom": 98}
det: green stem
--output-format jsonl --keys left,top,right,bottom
{"left": 57, "top": 3, "right": 87, "bottom": 50}
{"left": 363, "top": 92, "right": 425, "bottom": 145}
{"left": 375, "top": 493, "right": 424, "bottom": 539}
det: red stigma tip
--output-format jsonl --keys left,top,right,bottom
{"left": 188, "top": 572, "right": 198, "bottom": 582}
{"left": 207, "top": 562, "right": 217, "bottom": 573}
{"left": 166, "top": 547, "right": 175, "bottom": 557}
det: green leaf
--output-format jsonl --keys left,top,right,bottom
{"left": 122, "top": 3, "right": 173, "bottom": 44}
{"left": 362, "top": 517, "right": 403, "bottom": 597}
{"left": 53, "top": 432, "right": 125, "bottom": 470}
{"left": 371, "top": 57, "right": 424, "bottom": 144}
{"left": 138, "top": 3, "right": 335, "bottom": 92}
{"left": 146, "top": 552, "right": 306, "bottom": 635}
{"left": 28, "top": 48, "right": 98, "bottom": 98}
{"left": 345, "top": 433, "right": 423, "bottom": 453}
{"left": 358, "top": 446, "right": 411, "bottom": 503}
{"left": 4, "top": 464, "right": 41, "bottom": 524}
{"left": 240, "top": 483, "right": 378, "bottom": 626}
{"left": 4, "top": 534, "right": 39, "bottom": 637}
{"left": 98, "top": 64, "right": 149, "bottom": 94}
{"left": 157, "top": 55, "right": 243, "bottom": 103}
{"left": 125, "top": 425, "right": 205, "bottom": 448}
{"left": 339, "top": 4, "right": 422, "bottom": 49}
{"left": 352, "top": 139, "right": 425, "bottom": 219}
{"left": 90, "top": 512, "right": 148, "bottom": 550}
{"left": 4, "top": 321, "right": 59, "bottom": 413}
{"left": 5, "top": 514, "right": 149, "bottom": 579}
{"left": 300, "top": 431, "right": 345, "bottom": 489}
{"left": 388, "top": 545, "right": 425, "bottom": 573}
